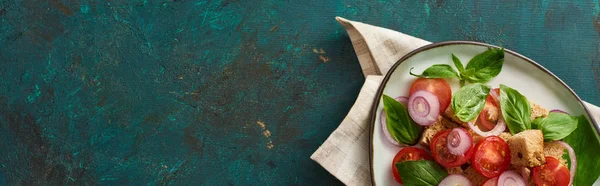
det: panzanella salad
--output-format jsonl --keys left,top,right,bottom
{"left": 381, "top": 48, "right": 599, "bottom": 186}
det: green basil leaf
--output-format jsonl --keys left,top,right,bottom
{"left": 562, "top": 148, "right": 571, "bottom": 169}
{"left": 409, "top": 65, "right": 459, "bottom": 79}
{"left": 452, "top": 54, "right": 467, "bottom": 87}
{"left": 563, "top": 115, "right": 600, "bottom": 186}
{"left": 463, "top": 48, "right": 504, "bottom": 83}
{"left": 531, "top": 119, "right": 540, "bottom": 129}
{"left": 451, "top": 83, "right": 490, "bottom": 122}
{"left": 395, "top": 160, "right": 448, "bottom": 186}
{"left": 499, "top": 84, "right": 531, "bottom": 134}
{"left": 452, "top": 54, "right": 465, "bottom": 73}
{"left": 383, "top": 94, "right": 423, "bottom": 145}
{"left": 532, "top": 112, "right": 578, "bottom": 141}
{"left": 461, "top": 68, "right": 475, "bottom": 79}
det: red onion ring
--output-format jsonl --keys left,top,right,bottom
{"left": 438, "top": 174, "right": 472, "bottom": 186}
{"left": 467, "top": 89, "right": 506, "bottom": 137}
{"left": 498, "top": 170, "right": 526, "bottom": 186}
{"left": 490, "top": 89, "right": 500, "bottom": 103}
{"left": 380, "top": 96, "right": 409, "bottom": 146}
{"left": 447, "top": 128, "right": 472, "bottom": 155}
{"left": 550, "top": 109, "right": 569, "bottom": 115}
{"left": 520, "top": 167, "right": 530, "bottom": 183}
{"left": 407, "top": 91, "right": 440, "bottom": 126}
{"left": 468, "top": 116, "right": 506, "bottom": 137}
{"left": 557, "top": 141, "right": 576, "bottom": 186}
{"left": 482, "top": 177, "right": 498, "bottom": 186}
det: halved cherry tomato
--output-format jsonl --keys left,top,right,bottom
{"left": 479, "top": 88, "right": 501, "bottom": 131}
{"left": 391, "top": 147, "right": 432, "bottom": 184}
{"left": 485, "top": 88, "right": 500, "bottom": 107}
{"left": 478, "top": 102, "right": 498, "bottom": 131}
{"left": 430, "top": 130, "right": 473, "bottom": 168}
{"left": 532, "top": 157, "right": 570, "bottom": 186}
{"left": 409, "top": 78, "right": 452, "bottom": 113}
{"left": 482, "top": 177, "right": 499, "bottom": 186}
{"left": 472, "top": 136, "right": 511, "bottom": 178}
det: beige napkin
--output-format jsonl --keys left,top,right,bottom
{"left": 310, "top": 17, "right": 600, "bottom": 186}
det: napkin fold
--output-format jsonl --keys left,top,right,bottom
{"left": 310, "top": 17, "right": 600, "bottom": 186}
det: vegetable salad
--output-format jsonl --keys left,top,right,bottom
{"left": 381, "top": 48, "right": 599, "bottom": 186}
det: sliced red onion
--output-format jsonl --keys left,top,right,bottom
{"left": 520, "top": 167, "right": 530, "bottom": 183}
{"left": 550, "top": 109, "right": 569, "bottom": 115}
{"left": 438, "top": 174, "right": 472, "bottom": 186}
{"left": 498, "top": 170, "right": 526, "bottom": 186}
{"left": 557, "top": 141, "right": 576, "bottom": 186}
{"left": 380, "top": 96, "right": 409, "bottom": 146}
{"left": 490, "top": 89, "right": 500, "bottom": 103}
{"left": 468, "top": 117, "right": 506, "bottom": 137}
{"left": 482, "top": 177, "right": 498, "bottom": 186}
{"left": 407, "top": 90, "right": 440, "bottom": 126}
{"left": 396, "top": 96, "right": 409, "bottom": 105}
{"left": 468, "top": 89, "right": 506, "bottom": 137}
{"left": 447, "top": 128, "right": 472, "bottom": 155}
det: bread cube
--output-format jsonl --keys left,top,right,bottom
{"left": 530, "top": 101, "right": 549, "bottom": 121}
{"left": 446, "top": 166, "right": 464, "bottom": 175}
{"left": 442, "top": 107, "right": 469, "bottom": 128}
{"left": 463, "top": 166, "right": 487, "bottom": 186}
{"left": 544, "top": 141, "right": 568, "bottom": 166}
{"left": 498, "top": 132, "right": 512, "bottom": 141}
{"left": 418, "top": 116, "right": 460, "bottom": 146}
{"left": 507, "top": 130, "right": 546, "bottom": 167}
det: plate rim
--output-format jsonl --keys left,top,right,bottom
{"left": 368, "top": 40, "right": 600, "bottom": 185}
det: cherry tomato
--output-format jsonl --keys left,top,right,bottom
{"left": 479, "top": 88, "right": 501, "bottom": 131}
{"left": 482, "top": 177, "right": 499, "bottom": 186}
{"left": 472, "top": 136, "right": 511, "bottom": 178}
{"left": 430, "top": 130, "right": 473, "bottom": 168}
{"left": 392, "top": 147, "right": 432, "bottom": 184}
{"left": 478, "top": 101, "right": 498, "bottom": 131}
{"left": 409, "top": 78, "right": 452, "bottom": 113}
{"left": 485, "top": 88, "right": 500, "bottom": 107}
{"left": 533, "top": 157, "right": 570, "bottom": 186}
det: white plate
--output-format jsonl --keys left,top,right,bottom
{"left": 369, "top": 41, "right": 600, "bottom": 185}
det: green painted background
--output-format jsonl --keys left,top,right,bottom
{"left": 0, "top": 0, "right": 598, "bottom": 185}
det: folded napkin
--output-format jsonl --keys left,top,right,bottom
{"left": 310, "top": 17, "right": 600, "bottom": 186}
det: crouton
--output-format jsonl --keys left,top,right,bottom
{"left": 530, "top": 101, "right": 549, "bottom": 121}
{"left": 544, "top": 141, "right": 568, "bottom": 166}
{"left": 444, "top": 101, "right": 548, "bottom": 127}
{"left": 499, "top": 132, "right": 512, "bottom": 141}
{"left": 463, "top": 166, "right": 487, "bottom": 186}
{"left": 418, "top": 116, "right": 460, "bottom": 146}
{"left": 466, "top": 128, "right": 510, "bottom": 145}
{"left": 507, "top": 130, "right": 546, "bottom": 167}
{"left": 470, "top": 130, "right": 484, "bottom": 144}
{"left": 446, "top": 166, "right": 464, "bottom": 175}
{"left": 442, "top": 107, "right": 469, "bottom": 127}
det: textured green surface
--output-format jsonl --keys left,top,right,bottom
{"left": 0, "top": 0, "right": 599, "bottom": 185}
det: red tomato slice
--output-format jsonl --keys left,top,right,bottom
{"left": 472, "top": 136, "right": 511, "bottom": 178}
{"left": 430, "top": 130, "right": 473, "bottom": 168}
{"left": 485, "top": 88, "right": 500, "bottom": 107}
{"left": 478, "top": 101, "right": 498, "bottom": 131}
{"left": 482, "top": 177, "right": 499, "bottom": 186}
{"left": 533, "top": 157, "right": 570, "bottom": 186}
{"left": 409, "top": 78, "right": 452, "bottom": 113}
{"left": 391, "top": 147, "right": 432, "bottom": 184}
{"left": 479, "top": 88, "right": 501, "bottom": 131}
